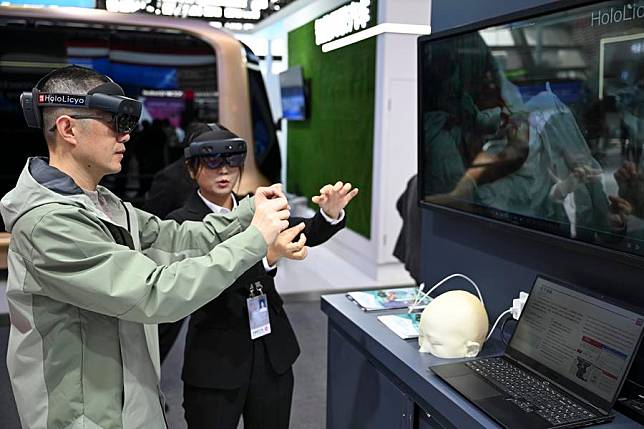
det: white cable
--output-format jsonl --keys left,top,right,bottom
{"left": 409, "top": 273, "right": 518, "bottom": 341}
{"left": 486, "top": 309, "right": 512, "bottom": 341}
{"left": 409, "top": 274, "right": 484, "bottom": 312}
{"left": 412, "top": 282, "right": 426, "bottom": 309}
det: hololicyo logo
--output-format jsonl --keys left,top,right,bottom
{"left": 591, "top": 2, "right": 644, "bottom": 26}
{"left": 39, "top": 94, "right": 86, "bottom": 106}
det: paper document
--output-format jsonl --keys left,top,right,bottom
{"left": 378, "top": 313, "right": 422, "bottom": 339}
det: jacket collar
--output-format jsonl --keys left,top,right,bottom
{"left": 29, "top": 157, "right": 84, "bottom": 196}
{"left": 197, "top": 191, "right": 237, "bottom": 215}
{"left": 184, "top": 191, "right": 213, "bottom": 219}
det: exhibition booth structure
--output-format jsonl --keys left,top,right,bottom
{"left": 245, "top": 0, "right": 432, "bottom": 294}
{"left": 0, "top": 5, "right": 281, "bottom": 209}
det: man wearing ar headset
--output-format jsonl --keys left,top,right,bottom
{"left": 0, "top": 65, "right": 292, "bottom": 429}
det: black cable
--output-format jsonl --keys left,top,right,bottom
{"left": 500, "top": 317, "right": 518, "bottom": 345}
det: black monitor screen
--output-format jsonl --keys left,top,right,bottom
{"left": 419, "top": 0, "right": 644, "bottom": 260}
{"left": 280, "top": 66, "right": 306, "bottom": 121}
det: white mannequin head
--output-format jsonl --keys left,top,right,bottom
{"left": 418, "top": 290, "right": 489, "bottom": 358}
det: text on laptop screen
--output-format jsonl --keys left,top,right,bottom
{"left": 509, "top": 277, "right": 644, "bottom": 403}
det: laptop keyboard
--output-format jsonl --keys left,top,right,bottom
{"left": 466, "top": 358, "right": 597, "bottom": 426}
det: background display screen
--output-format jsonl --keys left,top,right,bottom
{"left": 280, "top": 66, "right": 307, "bottom": 121}
{"left": 419, "top": 0, "right": 644, "bottom": 259}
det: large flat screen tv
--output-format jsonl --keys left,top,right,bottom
{"left": 279, "top": 66, "right": 307, "bottom": 121}
{"left": 418, "top": 0, "right": 644, "bottom": 262}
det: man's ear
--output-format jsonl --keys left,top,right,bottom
{"left": 55, "top": 115, "right": 80, "bottom": 147}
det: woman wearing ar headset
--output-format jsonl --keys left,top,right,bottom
{"left": 161, "top": 122, "right": 358, "bottom": 429}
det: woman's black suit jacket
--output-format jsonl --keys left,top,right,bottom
{"left": 167, "top": 191, "right": 345, "bottom": 389}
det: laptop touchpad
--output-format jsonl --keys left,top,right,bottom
{"left": 449, "top": 375, "right": 502, "bottom": 400}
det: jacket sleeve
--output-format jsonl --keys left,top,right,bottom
{"left": 138, "top": 195, "right": 256, "bottom": 263}
{"left": 288, "top": 211, "right": 345, "bottom": 247}
{"left": 21, "top": 204, "right": 267, "bottom": 324}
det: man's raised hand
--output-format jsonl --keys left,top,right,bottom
{"left": 251, "top": 196, "right": 290, "bottom": 245}
{"left": 267, "top": 222, "right": 308, "bottom": 265}
{"left": 255, "top": 184, "right": 286, "bottom": 207}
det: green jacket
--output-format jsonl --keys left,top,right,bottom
{"left": 0, "top": 158, "right": 267, "bottom": 429}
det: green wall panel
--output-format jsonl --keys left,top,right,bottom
{"left": 287, "top": 6, "right": 376, "bottom": 238}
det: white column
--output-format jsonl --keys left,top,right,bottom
{"left": 314, "top": 0, "right": 431, "bottom": 285}
{"left": 372, "top": 0, "right": 431, "bottom": 264}
{"left": 257, "top": 0, "right": 432, "bottom": 294}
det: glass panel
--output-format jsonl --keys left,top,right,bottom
{"left": 534, "top": 49, "right": 587, "bottom": 68}
{"left": 480, "top": 28, "right": 515, "bottom": 46}
{"left": 524, "top": 25, "right": 574, "bottom": 47}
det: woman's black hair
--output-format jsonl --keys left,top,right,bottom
{"left": 183, "top": 122, "right": 213, "bottom": 173}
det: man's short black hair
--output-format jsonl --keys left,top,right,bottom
{"left": 39, "top": 65, "right": 111, "bottom": 141}
{"left": 39, "top": 65, "right": 109, "bottom": 92}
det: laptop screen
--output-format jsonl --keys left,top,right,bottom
{"left": 506, "top": 277, "right": 644, "bottom": 411}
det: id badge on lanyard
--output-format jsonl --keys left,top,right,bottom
{"left": 247, "top": 281, "right": 271, "bottom": 340}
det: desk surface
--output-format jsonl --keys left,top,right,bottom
{"left": 321, "top": 293, "right": 643, "bottom": 429}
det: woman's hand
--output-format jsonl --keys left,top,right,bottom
{"left": 312, "top": 181, "right": 359, "bottom": 219}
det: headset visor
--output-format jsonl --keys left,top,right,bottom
{"left": 201, "top": 153, "right": 246, "bottom": 169}
{"left": 114, "top": 111, "right": 140, "bottom": 134}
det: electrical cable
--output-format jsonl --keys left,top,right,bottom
{"left": 410, "top": 274, "right": 484, "bottom": 312}
{"left": 486, "top": 309, "right": 512, "bottom": 341}
{"left": 500, "top": 317, "right": 517, "bottom": 345}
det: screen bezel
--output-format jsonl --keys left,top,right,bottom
{"left": 505, "top": 275, "right": 644, "bottom": 412}
{"left": 416, "top": 0, "right": 644, "bottom": 269}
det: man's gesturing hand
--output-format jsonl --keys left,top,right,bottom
{"left": 267, "top": 222, "right": 308, "bottom": 265}
{"left": 251, "top": 196, "right": 290, "bottom": 245}
{"left": 255, "top": 184, "right": 286, "bottom": 206}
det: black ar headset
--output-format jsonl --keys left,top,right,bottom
{"left": 20, "top": 66, "right": 142, "bottom": 133}
{"left": 184, "top": 123, "right": 247, "bottom": 169}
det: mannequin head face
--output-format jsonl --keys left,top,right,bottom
{"left": 418, "top": 290, "right": 489, "bottom": 358}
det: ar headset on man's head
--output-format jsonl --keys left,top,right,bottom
{"left": 185, "top": 124, "right": 247, "bottom": 169}
{"left": 19, "top": 67, "right": 142, "bottom": 134}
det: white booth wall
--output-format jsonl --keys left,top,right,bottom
{"left": 243, "top": 0, "right": 431, "bottom": 297}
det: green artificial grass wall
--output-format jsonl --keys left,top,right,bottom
{"left": 287, "top": 4, "right": 377, "bottom": 239}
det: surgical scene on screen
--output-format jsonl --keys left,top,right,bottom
{"left": 420, "top": 0, "right": 644, "bottom": 257}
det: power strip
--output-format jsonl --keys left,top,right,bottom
{"left": 511, "top": 292, "right": 529, "bottom": 320}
